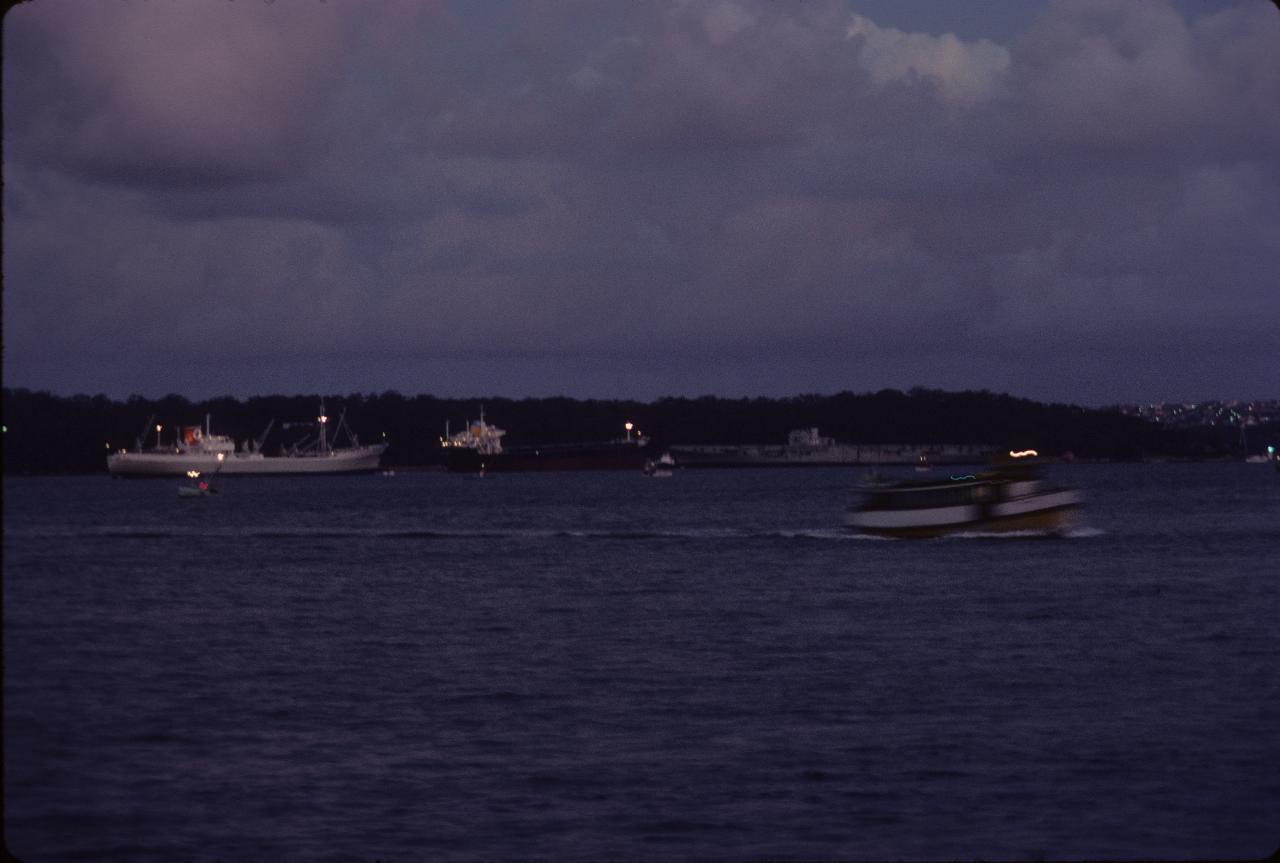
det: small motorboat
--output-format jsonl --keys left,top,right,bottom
{"left": 643, "top": 453, "right": 676, "bottom": 477}
{"left": 177, "top": 453, "right": 224, "bottom": 497}
{"left": 177, "top": 476, "right": 217, "bottom": 497}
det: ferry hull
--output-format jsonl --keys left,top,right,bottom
{"left": 847, "top": 504, "right": 1079, "bottom": 538}
{"left": 107, "top": 445, "right": 387, "bottom": 477}
{"left": 847, "top": 489, "right": 1082, "bottom": 538}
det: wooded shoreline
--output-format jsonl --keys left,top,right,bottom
{"left": 2, "top": 386, "right": 1258, "bottom": 475}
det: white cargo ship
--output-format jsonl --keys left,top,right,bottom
{"left": 107, "top": 405, "right": 386, "bottom": 477}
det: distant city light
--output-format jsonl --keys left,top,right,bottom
{"left": 1009, "top": 449, "right": 1039, "bottom": 458}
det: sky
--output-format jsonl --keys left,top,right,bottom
{"left": 3, "top": 0, "right": 1277, "bottom": 407}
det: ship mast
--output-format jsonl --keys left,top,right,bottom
{"left": 318, "top": 401, "right": 329, "bottom": 453}
{"left": 136, "top": 414, "right": 156, "bottom": 451}
{"left": 253, "top": 418, "right": 275, "bottom": 452}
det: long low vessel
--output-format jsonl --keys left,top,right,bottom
{"left": 845, "top": 453, "right": 1082, "bottom": 538}
{"left": 439, "top": 413, "right": 652, "bottom": 473}
{"left": 672, "top": 428, "right": 994, "bottom": 467}
{"left": 107, "top": 406, "right": 387, "bottom": 477}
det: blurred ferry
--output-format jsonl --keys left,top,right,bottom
{"left": 108, "top": 405, "right": 386, "bottom": 477}
{"left": 845, "top": 451, "right": 1081, "bottom": 538}
{"left": 440, "top": 412, "right": 652, "bottom": 473}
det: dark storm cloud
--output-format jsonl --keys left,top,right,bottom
{"left": 3, "top": 0, "right": 1277, "bottom": 403}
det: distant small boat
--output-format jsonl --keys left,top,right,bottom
{"left": 177, "top": 479, "right": 217, "bottom": 498}
{"left": 846, "top": 451, "right": 1081, "bottom": 538}
{"left": 178, "top": 454, "right": 224, "bottom": 497}
{"left": 643, "top": 453, "right": 676, "bottom": 477}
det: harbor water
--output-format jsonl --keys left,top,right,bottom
{"left": 4, "top": 465, "right": 1278, "bottom": 862}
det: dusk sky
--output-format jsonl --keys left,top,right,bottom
{"left": 4, "top": 0, "right": 1277, "bottom": 406}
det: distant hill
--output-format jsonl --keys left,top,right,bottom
{"left": 1, "top": 386, "right": 1230, "bottom": 475}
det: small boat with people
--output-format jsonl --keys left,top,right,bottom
{"left": 178, "top": 453, "right": 225, "bottom": 497}
{"left": 177, "top": 478, "right": 217, "bottom": 497}
{"left": 845, "top": 450, "right": 1082, "bottom": 538}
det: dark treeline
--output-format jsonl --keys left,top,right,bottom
{"left": 2, "top": 386, "right": 1238, "bottom": 475}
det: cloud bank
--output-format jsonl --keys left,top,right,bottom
{"left": 4, "top": 0, "right": 1277, "bottom": 404}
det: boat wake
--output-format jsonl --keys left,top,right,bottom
{"left": 773, "top": 528, "right": 893, "bottom": 541}
{"left": 928, "top": 525, "right": 1105, "bottom": 540}
{"left": 1062, "top": 525, "right": 1106, "bottom": 538}
{"left": 15, "top": 525, "right": 944, "bottom": 542}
